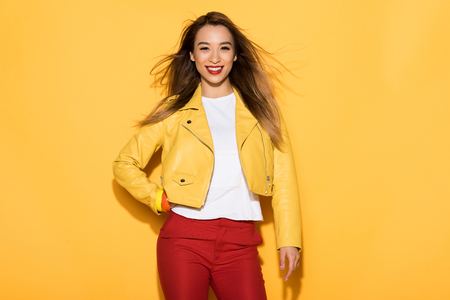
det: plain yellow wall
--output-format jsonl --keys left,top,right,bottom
{"left": 1, "top": 0, "right": 450, "bottom": 299}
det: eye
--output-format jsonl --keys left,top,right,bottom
{"left": 200, "top": 47, "right": 209, "bottom": 51}
{"left": 221, "top": 46, "right": 231, "bottom": 50}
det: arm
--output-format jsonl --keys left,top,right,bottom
{"left": 272, "top": 116, "right": 302, "bottom": 250}
{"left": 112, "top": 119, "right": 166, "bottom": 214}
{"left": 272, "top": 117, "right": 302, "bottom": 280}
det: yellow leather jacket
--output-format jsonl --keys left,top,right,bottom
{"left": 113, "top": 85, "right": 302, "bottom": 250}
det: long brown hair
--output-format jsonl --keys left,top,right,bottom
{"left": 138, "top": 12, "right": 284, "bottom": 148}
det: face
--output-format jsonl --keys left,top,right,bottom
{"left": 190, "top": 25, "right": 237, "bottom": 90}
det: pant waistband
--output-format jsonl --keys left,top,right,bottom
{"left": 171, "top": 211, "right": 255, "bottom": 228}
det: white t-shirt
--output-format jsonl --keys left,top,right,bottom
{"left": 171, "top": 92, "right": 263, "bottom": 221}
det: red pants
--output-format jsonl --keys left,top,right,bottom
{"left": 157, "top": 211, "right": 267, "bottom": 300}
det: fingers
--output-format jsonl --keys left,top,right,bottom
{"left": 279, "top": 250, "right": 286, "bottom": 272}
{"left": 283, "top": 254, "right": 295, "bottom": 281}
{"left": 280, "top": 247, "right": 300, "bottom": 281}
{"left": 283, "top": 267, "right": 294, "bottom": 281}
{"left": 291, "top": 252, "right": 300, "bottom": 272}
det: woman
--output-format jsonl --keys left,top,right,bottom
{"left": 113, "top": 11, "right": 302, "bottom": 300}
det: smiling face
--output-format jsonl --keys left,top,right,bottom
{"left": 190, "top": 25, "right": 237, "bottom": 97}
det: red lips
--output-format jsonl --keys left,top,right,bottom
{"left": 205, "top": 66, "right": 223, "bottom": 75}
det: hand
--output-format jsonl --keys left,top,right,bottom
{"left": 279, "top": 246, "right": 300, "bottom": 281}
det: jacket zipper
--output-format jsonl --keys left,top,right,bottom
{"left": 182, "top": 124, "right": 214, "bottom": 152}
{"left": 256, "top": 124, "right": 270, "bottom": 194}
{"left": 181, "top": 123, "right": 215, "bottom": 205}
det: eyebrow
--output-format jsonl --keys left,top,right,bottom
{"left": 197, "top": 41, "right": 233, "bottom": 46}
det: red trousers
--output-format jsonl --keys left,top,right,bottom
{"left": 157, "top": 211, "right": 267, "bottom": 300}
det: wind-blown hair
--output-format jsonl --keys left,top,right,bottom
{"left": 138, "top": 11, "right": 283, "bottom": 148}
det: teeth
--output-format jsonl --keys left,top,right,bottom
{"left": 207, "top": 67, "right": 222, "bottom": 71}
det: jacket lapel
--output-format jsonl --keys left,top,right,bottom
{"left": 180, "top": 85, "right": 214, "bottom": 152}
{"left": 234, "top": 89, "right": 258, "bottom": 149}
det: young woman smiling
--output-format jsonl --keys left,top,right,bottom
{"left": 113, "top": 12, "right": 302, "bottom": 300}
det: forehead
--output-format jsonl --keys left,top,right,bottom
{"left": 195, "top": 25, "right": 234, "bottom": 44}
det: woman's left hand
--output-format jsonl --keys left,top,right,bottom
{"left": 279, "top": 246, "right": 300, "bottom": 281}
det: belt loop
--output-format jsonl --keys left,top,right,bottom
{"left": 240, "top": 221, "right": 244, "bottom": 229}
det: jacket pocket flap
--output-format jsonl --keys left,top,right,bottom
{"left": 173, "top": 172, "right": 195, "bottom": 186}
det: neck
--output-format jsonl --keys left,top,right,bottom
{"left": 200, "top": 77, "right": 233, "bottom": 98}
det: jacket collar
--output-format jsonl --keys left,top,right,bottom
{"left": 180, "top": 84, "right": 203, "bottom": 110}
{"left": 180, "top": 83, "right": 254, "bottom": 114}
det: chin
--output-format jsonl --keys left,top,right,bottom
{"left": 202, "top": 77, "right": 228, "bottom": 87}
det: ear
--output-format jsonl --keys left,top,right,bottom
{"left": 190, "top": 51, "right": 195, "bottom": 62}
{"left": 233, "top": 54, "right": 237, "bottom": 62}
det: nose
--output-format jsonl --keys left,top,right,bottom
{"left": 209, "top": 50, "right": 221, "bottom": 64}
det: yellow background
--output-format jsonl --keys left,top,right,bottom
{"left": 1, "top": 0, "right": 449, "bottom": 299}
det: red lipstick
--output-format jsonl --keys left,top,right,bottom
{"left": 205, "top": 66, "right": 223, "bottom": 75}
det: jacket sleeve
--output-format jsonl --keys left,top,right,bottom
{"left": 272, "top": 116, "right": 302, "bottom": 251}
{"left": 112, "top": 120, "right": 166, "bottom": 215}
